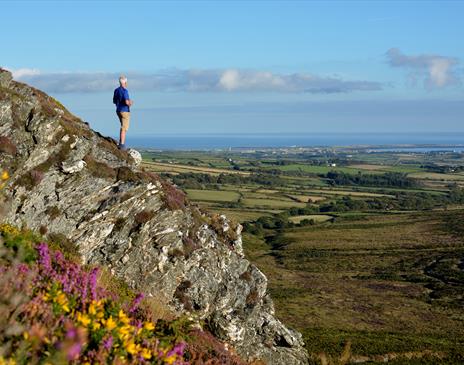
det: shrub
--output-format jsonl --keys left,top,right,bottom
{"left": 39, "top": 225, "right": 48, "bottom": 235}
{"left": 239, "top": 270, "right": 252, "bottom": 282}
{"left": 97, "top": 137, "right": 132, "bottom": 163}
{"left": 47, "top": 232, "right": 80, "bottom": 260}
{"left": 0, "top": 229, "right": 189, "bottom": 364}
{"left": 300, "top": 218, "right": 315, "bottom": 226}
{"left": 1, "top": 222, "right": 249, "bottom": 364}
{"left": 174, "top": 281, "right": 193, "bottom": 311}
{"left": 208, "top": 214, "right": 239, "bottom": 246}
{"left": 245, "top": 287, "right": 260, "bottom": 308}
{"left": 161, "top": 181, "right": 186, "bottom": 211}
{"left": 137, "top": 169, "right": 161, "bottom": 185}
{"left": 113, "top": 217, "right": 126, "bottom": 231}
{"left": 59, "top": 117, "right": 93, "bottom": 139}
{"left": 45, "top": 205, "right": 61, "bottom": 220}
{"left": 0, "top": 136, "right": 17, "bottom": 156}
{"left": 134, "top": 210, "right": 155, "bottom": 225}
{"left": 120, "top": 192, "right": 135, "bottom": 203}
{"left": 182, "top": 236, "right": 199, "bottom": 258}
{"left": 83, "top": 154, "right": 117, "bottom": 180}
{"left": 0, "top": 223, "right": 38, "bottom": 263}
{"left": 185, "top": 329, "right": 247, "bottom": 365}
{"left": 117, "top": 166, "right": 139, "bottom": 183}
{"left": 15, "top": 169, "right": 44, "bottom": 189}
{"left": 169, "top": 248, "right": 185, "bottom": 259}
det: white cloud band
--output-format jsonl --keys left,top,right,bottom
{"left": 10, "top": 68, "right": 382, "bottom": 94}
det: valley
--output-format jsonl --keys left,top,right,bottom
{"left": 141, "top": 146, "right": 464, "bottom": 364}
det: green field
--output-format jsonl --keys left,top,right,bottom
{"left": 288, "top": 214, "right": 332, "bottom": 223}
{"left": 241, "top": 197, "right": 307, "bottom": 209}
{"left": 205, "top": 208, "right": 273, "bottom": 222}
{"left": 270, "top": 164, "right": 378, "bottom": 175}
{"left": 302, "top": 188, "right": 394, "bottom": 198}
{"left": 185, "top": 189, "right": 240, "bottom": 202}
{"left": 142, "top": 161, "right": 250, "bottom": 175}
{"left": 409, "top": 172, "right": 464, "bottom": 181}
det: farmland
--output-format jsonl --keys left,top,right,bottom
{"left": 141, "top": 146, "right": 464, "bottom": 364}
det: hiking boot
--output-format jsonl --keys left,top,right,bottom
{"left": 118, "top": 143, "right": 127, "bottom": 151}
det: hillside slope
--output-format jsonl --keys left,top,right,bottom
{"left": 0, "top": 68, "right": 308, "bottom": 364}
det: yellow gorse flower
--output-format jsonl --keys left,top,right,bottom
{"left": 118, "top": 324, "right": 133, "bottom": 341}
{"left": 0, "top": 223, "right": 19, "bottom": 236}
{"left": 88, "top": 299, "right": 104, "bottom": 317}
{"left": 0, "top": 171, "right": 8, "bottom": 190}
{"left": 88, "top": 303, "right": 97, "bottom": 316}
{"left": 143, "top": 321, "right": 155, "bottom": 331}
{"left": 77, "top": 312, "right": 91, "bottom": 327}
{"left": 0, "top": 357, "right": 17, "bottom": 365}
{"left": 125, "top": 341, "right": 141, "bottom": 355}
{"left": 140, "top": 348, "right": 152, "bottom": 359}
{"left": 118, "top": 309, "right": 130, "bottom": 325}
{"left": 164, "top": 355, "right": 177, "bottom": 365}
{"left": 103, "top": 316, "right": 117, "bottom": 331}
{"left": 54, "top": 291, "right": 70, "bottom": 312}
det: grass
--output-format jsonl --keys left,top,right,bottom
{"left": 83, "top": 154, "right": 117, "bottom": 180}
{"left": 286, "top": 194, "right": 327, "bottom": 203}
{"left": 241, "top": 211, "right": 464, "bottom": 363}
{"left": 205, "top": 208, "right": 271, "bottom": 223}
{"left": 142, "top": 161, "right": 250, "bottom": 176}
{"left": 409, "top": 172, "right": 464, "bottom": 181}
{"left": 348, "top": 164, "right": 392, "bottom": 171}
{"left": 303, "top": 327, "right": 461, "bottom": 364}
{"left": 302, "top": 188, "right": 394, "bottom": 198}
{"left": 241, "top": 197, "right": 307, "bottom": 208}
{"left": 185, "top": 189, "right": 240, "bottom": 202}
{"left": 266, "top": 164, "right": 385, "bottom": 175}
{"left": 241, "top": 191, "right": 277, "bottom": 199}
{"left": 288, "top": 215, "right": 332, "bottom": 223}
{"left": 349, "top": 164, "right": 424, "bottom": 174}
{"left": 334, "top": 185, "right": 448, "bottom": 196}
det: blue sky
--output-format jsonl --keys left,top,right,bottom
{"left": 2, "top": 0, "right": 464, "bottom": 137}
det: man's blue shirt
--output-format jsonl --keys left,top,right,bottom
{"left": 113, "top": 86, "right": 130, "bottom": 112}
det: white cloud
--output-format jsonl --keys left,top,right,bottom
{"left": 386, "top": 48, "right": 460, "bottom": 89}
{"left": 428, "top": 58, "right": 453, "bottom": 87}
{"left": 10, "top": 68, "right": 382, "bottom": 94}
{"left": 219, "top": 69, "right": 241, "bottom": 90}
{"left": 8, "top": 68, "right": 41, "bottom": 79}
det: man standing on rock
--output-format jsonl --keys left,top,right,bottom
{"left": 113, "top": 75, "right": 133, "bottom": 150}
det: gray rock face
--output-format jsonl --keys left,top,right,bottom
{"left": 0, "top": 68, "right": 309, "bottom": 364}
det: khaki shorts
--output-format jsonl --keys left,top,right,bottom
{"left": 117, "top": 111, "right": 130, "bottom": 131}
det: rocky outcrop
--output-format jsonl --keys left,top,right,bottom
{"left": 0, "top": 68, "right": 308, "bottom": 364}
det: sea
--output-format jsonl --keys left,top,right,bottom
{"left": 124, "top": 133, "right": 464, "bottom": 152}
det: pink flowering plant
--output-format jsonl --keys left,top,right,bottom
{"left": 0, "top": 224, "right": 188, "bottom": 365}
